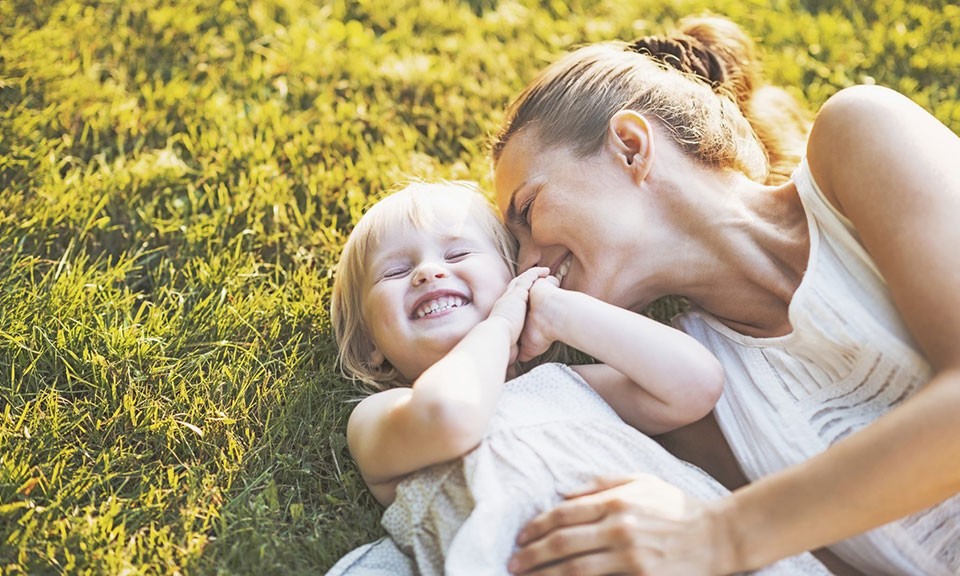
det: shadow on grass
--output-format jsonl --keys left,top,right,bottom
{"left": 203, "top": 356, "right": 384, "bottom": 573}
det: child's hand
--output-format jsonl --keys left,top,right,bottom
{"left": 488, "top": 267, "right": 550, "bottom": 342}
{"left": 517, "top": 275, "right": 562, "bottom": 362}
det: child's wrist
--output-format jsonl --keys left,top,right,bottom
{"left": 541, "top": 289, "right": 575, "bottom": 341}
{"left": 484, "top": 313, "right": 520, "bottom": 342}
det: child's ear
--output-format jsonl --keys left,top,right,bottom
{"left": 368, "top": 346, "right": 385, "bottom": 367}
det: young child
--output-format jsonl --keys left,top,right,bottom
{"left": 325, "top": 181, "right": 827, "bottom": 575}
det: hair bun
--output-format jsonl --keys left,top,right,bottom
{"left": 626, "top": 34, "right": 727, "bottom": 88}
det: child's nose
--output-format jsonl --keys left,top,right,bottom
{"left": 412, "top": 262, "right": 448, "bottom": 286}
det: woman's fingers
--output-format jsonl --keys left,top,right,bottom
{"left": 510, "top": 491, "right": 630, "bottom": 573}
{"left": 510, "top": 522, "right": 611, "bottom": 574}
{"left": 509, "top": 475, "right": 714, "bottom": 575}
{"left": 516, "top": 495, "right": 610, "bottom": 545}
{"left": 519, "top": 475, "right": 675, "bottom": 546}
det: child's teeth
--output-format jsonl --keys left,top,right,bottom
{"left": 416, "top": 296, "right": 466, "bottom": 318}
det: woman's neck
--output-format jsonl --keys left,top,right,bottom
{"left": 677, "top": 173, "right": 811, "bottom": 338}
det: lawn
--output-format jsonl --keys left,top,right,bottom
{"left": 1, "top": 0, "right": 958, "bottom": 573}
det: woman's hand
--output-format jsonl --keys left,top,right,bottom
{"left": 508, "top": 475, "right": 732, "bottom": 576}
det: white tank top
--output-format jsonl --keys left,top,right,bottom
{"left": 676, "top": 158, "right": 959, "bottom": 575}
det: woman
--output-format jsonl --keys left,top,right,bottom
{"left": 492, "top": 15, "right": 960, "bottom": 576}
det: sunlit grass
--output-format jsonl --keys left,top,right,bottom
{"left": 1, "top": 0, "right": 957, "bottom": 573}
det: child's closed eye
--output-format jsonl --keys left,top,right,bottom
{"left": 380, "top": 267, "right": 411, "bottom": 280}
{"left": 445, "top": 249, "right": 472, "bottom": 262}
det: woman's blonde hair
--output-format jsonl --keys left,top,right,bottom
{"left": 492, "top": 15, "right": 812, "bottom": 185}
{"left": 330, "top": 181, "right": 518, "bottom": 392}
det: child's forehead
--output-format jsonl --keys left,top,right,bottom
{"left": 384, "top": 192, "right": 482, "bottom": 234}
{"left": 376, "top": 210, "right": 480, "bottom": 247}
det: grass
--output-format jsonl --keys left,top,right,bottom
{"left": 1, "top": 0, "right": 957, "bottom": 573}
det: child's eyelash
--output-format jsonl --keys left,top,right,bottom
{"left": 382, "top": 267, "right": 409, "bottom": 279}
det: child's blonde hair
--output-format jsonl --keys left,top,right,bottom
{"left": 331, "top": 181, "right": 518, "bottom": 392}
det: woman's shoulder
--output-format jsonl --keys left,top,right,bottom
{"left": 808, "top": 85, "right": 917, "bottom": 158}
{"left": 814, "top": 85, "right": 914, "bottom": 128}
{"left": 805, "top": 85, "right": 926, "bottom": 217}
{"left": 808, "top": 86, "right": 909, "bottom": 156}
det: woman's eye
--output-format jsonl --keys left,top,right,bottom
{"left": 518, "top": 196, "right": 534, "bottom": 225}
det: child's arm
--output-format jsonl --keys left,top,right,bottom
{"left": 522, "top": 277, "right": 723, "bottom": 435}
{"left": 347, "top": 267, "right": 548, "bottom": 506}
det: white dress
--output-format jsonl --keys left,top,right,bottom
{"left": 676, "top": 158, "right": 960, "bottom": 575}
{"left": 326, "top": 363, "right": 828, "bottom": 575}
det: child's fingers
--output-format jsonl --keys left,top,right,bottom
{"left": 491, "top": 267, "right": 549, "bottom": 331}
{"left": 507, "top": 267, "right": 550, "bottom": 294}
{"left": 517, "top": 266, "right": 550, "bottom": 284}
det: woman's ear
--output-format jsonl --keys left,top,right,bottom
{"left": 606, "top": 110, "right": 655, "bottom": 184}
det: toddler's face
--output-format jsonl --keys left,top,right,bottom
{"left": 361, "top": 199, "right": 513, "bottom": 382}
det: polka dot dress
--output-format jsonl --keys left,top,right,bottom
{"left": 326, "top": 363, "right": 829, "bottom": 575}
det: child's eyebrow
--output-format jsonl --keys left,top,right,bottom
{"left": 368, "top": 250, "right": 404, "bottom": 268}
{"left": 366, "top": 247, "right": 405, "bottom": 270}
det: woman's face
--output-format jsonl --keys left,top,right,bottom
{"left": 494, "top": 130, "right": 659, "bottom": 310}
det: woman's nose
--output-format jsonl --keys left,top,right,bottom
{"left": 517, "top": 244, "right": 541, "bottom": 272}
{"left": 412, "top": 262, "right": 448, "bottom": 286}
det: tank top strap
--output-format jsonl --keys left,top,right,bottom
{"left": 791, "top": 158, "right": 883, "bottom": 281}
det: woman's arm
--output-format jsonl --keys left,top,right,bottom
{"left": 506, "top": 86, "right": 960, "bottom": 574}
{"left": 522, "top": 279, "right": 724, "bottom": 435}
{"left": 347, "top": 267, "right": 548, "bottom": 506}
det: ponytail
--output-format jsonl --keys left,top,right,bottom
{"left": 628, "top": 16, "right": 812, "bottom": 183}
